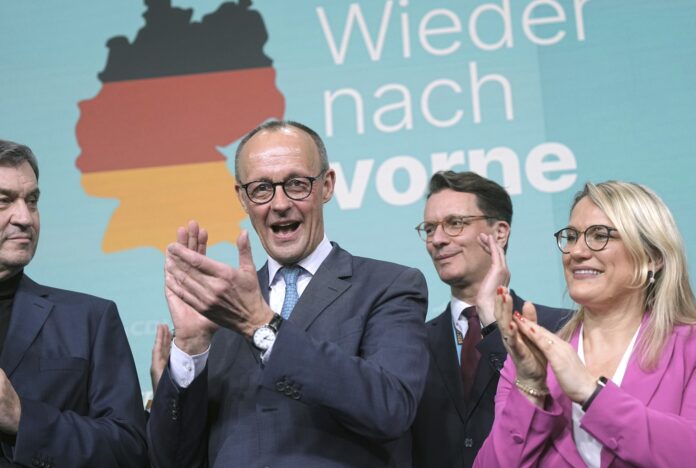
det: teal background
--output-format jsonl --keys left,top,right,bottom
{"left": 1, "top": 0, "right": 694, "bottom": 400}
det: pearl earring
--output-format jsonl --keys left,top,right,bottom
{"left": 647, "top": 270, "right": 655, "bottom": 285}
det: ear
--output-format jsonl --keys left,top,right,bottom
{"left": 493, "top": 220, "right": 511, "bottom": 249}
{"left": 648, "top": 255, "right": 664, "bottom": 274}
{"left": 235, "top": 184, "right": 250, "bottom": 214}
{"left": 320, "top": 168, "right": 335, "bottom": 204}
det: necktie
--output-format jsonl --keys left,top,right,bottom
{"left": 460, "top": 306, "right": 481, "bottom": 399}
{"left": 280, "top": 266, "right": 301, "bottom": 319}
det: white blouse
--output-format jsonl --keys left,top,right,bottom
{"left": 572, "top": 323, "right": 641, "bottom": 467}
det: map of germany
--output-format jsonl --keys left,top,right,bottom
{"left": 75, "top": 0, "right": 285, "bottom": 252}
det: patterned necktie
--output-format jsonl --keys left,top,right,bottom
{"left": 280, "top": 266, "right": 302, "bottom": 319}
{"left": 460, "top": 306, "right": 481, "bottom": 399}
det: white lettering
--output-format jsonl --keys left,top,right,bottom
{"left": 468, "top": 147, "right": 522, "bottom": 195}
{"left": 421, "top": 79, "right": 464, "bottom": 128}
{"left": 324, "top": 88, "right": 365, "bottom": 137}
{"left": 316, "top": 2, "right": 393, "bottom": 65}
{"left": 419, "top": 9, "right": 462, "bottom": 56}
{"left": 374, "top": 83, "right": 413, "bottom": 133}
{"left": 431, "top": 150, "right": 466, "bottom": 173}
{"left": 332, "top": 160, "right": 375, "bottom": 209}
{"left": 470, "top": 61, "right": 514, "bottom": 123}
{"left": 376, "top": 156, "right": 427, "bottom": 205}
{"left": 525, "top": 142, "right": 577, "bottom": 192}
{"left": 522, "top": 0, "right": 567, "bottom": 46}
{"left": 468, "top": 0, "right": 513, "bottom": 51}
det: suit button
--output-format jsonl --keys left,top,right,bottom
{"left": 284, "top": 387, "right": 294, "bottom": 397}
{"left": 511, "top": 433, "right": 524, "bottom": 444}
{"left": 291, "top": 390, "right": 301, "bottom": 400}
{"left": 464, "top": 438, "right": 473, "bottom": 447}
{"left": 607, "top": 438, "right": 618, "bottom": 450}
{"left": 275, "top": 381, "right": 287, "bottom": 392}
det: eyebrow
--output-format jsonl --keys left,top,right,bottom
{"left": 0, "top": 188, "right": 41, "bottom": 198}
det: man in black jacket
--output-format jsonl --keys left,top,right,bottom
{"left": 411, "top": 171, "right": 568, "bottom": 467}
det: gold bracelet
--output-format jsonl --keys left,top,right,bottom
{"left": 515, "top": 378, "right": 549, "bottom": 397}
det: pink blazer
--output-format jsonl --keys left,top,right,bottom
{"left": 474, "top": 320, "right": 696, "bottom": 467}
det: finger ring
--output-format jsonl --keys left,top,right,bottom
{"left": 547, "top": 339, "right": 554, "bottom": 345}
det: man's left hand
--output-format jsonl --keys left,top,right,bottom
{"left": 0, "top": 369, "right": 20, "bottom": 434}
{"left": 165, "top": 230, "right": 274, "bottom": 338}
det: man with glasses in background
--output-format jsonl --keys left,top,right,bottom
{"left": 148, "top": 120, "right": 429, "bottom": 467}
{"left": 410, "top": 171, "right": 567, "bottom": 467}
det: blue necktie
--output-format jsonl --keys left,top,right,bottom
{"left": 280, "top": 266, "right": 301, "bottom": 319}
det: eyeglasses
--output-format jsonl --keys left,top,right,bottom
{"left": 415, "top": 215, "right": 496, "bottom": 241}
{"left": 239, "top": 170, "right": 325, "bottom": 205}
{"left": 553, "top": 225, "right": 619, "bottom": 253}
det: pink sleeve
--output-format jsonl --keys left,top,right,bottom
{"left": 474, "top": 357, "right": 567, "bottom": 467}
{"left": 581, "top": 371, "right": 696, "bottom": 465}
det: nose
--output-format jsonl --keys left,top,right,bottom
{"left": 566, "top": 236, "right": 592, "bottom": 260}
{"left": 10, "top": 200, "right": 35, "bottom": 227}
{"left": 269, "top": 186, "right": 292, "bottom": 213}
{"left": 430, "top": 223, "right": 450, "bottom": 247}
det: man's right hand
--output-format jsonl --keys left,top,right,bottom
{"left": 475, "top": 233, "right": 511, "bottom": 326}
{"left": 165, "top": 221, "right": 219, "bottom": 355}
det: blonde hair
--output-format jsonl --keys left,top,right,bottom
{"left": 558, "top": 181, "right": 696, "bottom": 369}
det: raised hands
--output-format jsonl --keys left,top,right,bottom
{"left": 495, "top": 288, "right": 549, "bottom": 404}
{"left": 165, "top": 222, "right": 274, "bottom": 351}
{"left": 475, "top": 233, "right": 511, "bottom": 326}
{"left": 512, "top": 310, "right": 596, "bottom": 404}
{"left": 164, "top": 221, "right": 220, "bottom": 354}
{"left": 150, "top": 323, "right": 173, "bottom": 392}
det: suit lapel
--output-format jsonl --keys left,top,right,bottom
{"left": 0, "top": 275, "right": 53, "bottom": 377}
{"left": 428, "top": 307, "right": 469, "bottom": 423}
{"left": 619, "top": 314, "right": 674, "bottom": 404}
{"left": 287, "top": 244, "right": 352, "bottom": 331}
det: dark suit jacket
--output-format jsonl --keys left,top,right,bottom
{"left": 148, "top": 243, "right": 430, "bottom": 468}
{"left": 0, "top": 274, "right": 147, "bottom": 468}
{"left": 411, "top": 290, "right": 569, "bottom": 468}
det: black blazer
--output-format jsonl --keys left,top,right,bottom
{"left": 411, "top": 290, "right": 569, "bottom": 468}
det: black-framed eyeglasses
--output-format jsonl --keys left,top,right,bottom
{"left": 415, "top": 215, "right": 496, "bottom": 241}
{"left": 553, "top": 225, "right": 619, "bottom": 253}
{"left": 239, "top": 170, "right": 326, "bottom": 205}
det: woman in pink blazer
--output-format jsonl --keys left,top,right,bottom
{"left": 475, "top": 181, "right": 696, "bottom": 467}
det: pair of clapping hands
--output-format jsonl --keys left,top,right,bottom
{"left": 478, "top": 234, "right": 597, "bottom": 407}
{"left": 150, "top": 221, "right": 272, "bottom": 392}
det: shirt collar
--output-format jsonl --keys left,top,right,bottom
{"left": 450, "top": 296, "right": 474, "bottom": 327}
{"left": 267, "top": 235, "right": 333, "bottom": 284}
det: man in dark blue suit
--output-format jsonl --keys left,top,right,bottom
{"left": 148, "top": 121, "right": 429, "bottom": 467}
{"left": 411, "top": 171, "right": 568, "bottom": 467}
{"left": 0, "top": 139, "right": 147, "bottom": 467}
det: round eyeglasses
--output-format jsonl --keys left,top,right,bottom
{"left": 415, "top": 215, "right": 496, "bottom": 241}
{"left": 239, "top": 170, "right": 325, "bottom": 205}
{"left": 553, "top": 225, "right": 619, "bottom": 253}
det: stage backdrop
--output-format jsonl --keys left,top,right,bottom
{"left": 2, "top": 0, "right": 695, "bottom": 401}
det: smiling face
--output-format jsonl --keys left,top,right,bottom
{"left": 423, "top": 189, "right": 509, "bottom": 299}
{"left": 235, "top": 126, "right": 335, "bottom": 266}
{"left": 563, "top": 197, "right": 641, "bottom": 313}
{"left": 0, "top": 162, "right": 41, "bottom": 279}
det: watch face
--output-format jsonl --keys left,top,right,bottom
{"left": 253, "top": 325, "right": 276, "bottom": 350}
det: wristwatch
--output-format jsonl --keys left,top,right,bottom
{"left": 252, "top": 314, "right": 284, "bottom": 351}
